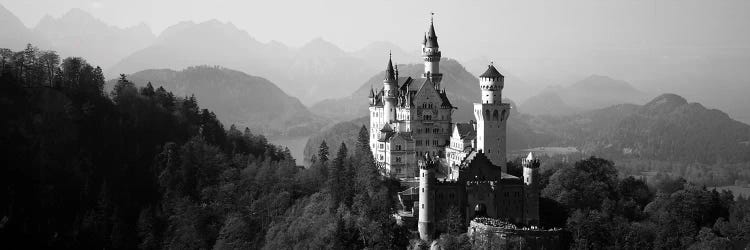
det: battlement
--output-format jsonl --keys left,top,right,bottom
{"left": 418, "top": 153, "right": 439, "bottom": 170}
{"left": 522, "top": 152, "right": 541, "bottom": 168}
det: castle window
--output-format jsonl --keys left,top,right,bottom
{"left": 395, "top": 157, "right": 401, "bottom": 163}
{"left": 493, "top": 110, "right": 499, "bottom": 121}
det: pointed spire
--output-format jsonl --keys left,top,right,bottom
{"left": 369, "top": 85, "right": 375, "bottom": 98}
{"left": 425, "top": 13, "right": 439, "bottom": 48}
{"left": 526, "top": 152, "right": 535, "bottom": 161}
{"left": 385, "top": 52, "right": 396, "bottom": 82}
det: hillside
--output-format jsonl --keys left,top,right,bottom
{"left": 122, "top": 66, "right": 327, "bottom": 136}
{"left": 107, "top": 20, "right": 378, "bottom": 104}
{"left": 521, "top": 75, "right": 649, "bottom": 115}
{"left": 34, "top": 8, "right": 155, "bottom": 68}
{"left": 530, "top": 94, "right": 750, "bottom": 163}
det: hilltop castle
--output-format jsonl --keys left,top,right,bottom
{"left": 367, "top": 16, "right": 541, "bottom": 241}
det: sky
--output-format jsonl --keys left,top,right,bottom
{"left": 4, "top": 0, "right": 749, "bottom": 57}
{"left": 3, "top": 0, "right": 750, "bottom": 121}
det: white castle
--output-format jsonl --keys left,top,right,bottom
{"left": 368, "top": 17, "right": 511, "bottom": 180}
{"left": 368, "top": 16, "right": 541, "bottom": 241}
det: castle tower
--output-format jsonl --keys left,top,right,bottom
{"left": 523, "top": 152, "right": 541, "bottom": 225}
{"left": 383, "top": 54, "right": 398, "bottom": 122}
{"left": 418, "top": 153, "right": 436, "bottom": 241}
{"left": 422, "top": 14, "right": 443, "bottom": 88}
{"left": 474, "top": 63, "right": 511, "bottom": 171}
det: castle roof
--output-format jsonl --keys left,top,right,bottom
{"left": 459, "top": 151, "right": 521, "bottom": 183}
{"left": 380, "top": 123, "right": 393, "bottom": 132}
{"left": 378, "top": 131, "right": 395, "bottom": 142}
{"left": 454, "top": 123, "right": 477, "bottom": 140}
{"left": 425, "top": 22, "right": 439, "bottom": 48}
{"left": 384, "top": 56, "right": 396, "bottom": 82}
{"left": 479, "top": 64, "right": 503, "bottom": 79}
{"left": 439, "top": 90, "right": 453, "bottom": 108}
{"left": 412, "top": 78, "right": 454, "bottom": 109}
{"left": 371, "top": 89, "right": 384, "bottom": 107}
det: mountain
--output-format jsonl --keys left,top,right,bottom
{"left": 310, "top": 58, "right": 484, "bottom": 122}
{"left": 530, "top": 93, "right": 750, "bottom": 163}
{"left": 120, "top": 66, "right": 327, "bottom": 136}
{"left": 108, "top": 20, "right": 377, "bottom": 105}
{"left": 0, "top": 4, "right": 48, "bottom": 49}
{"left": 34, "top": 8, "right": 155, "bottom": 69}
{"left": 521, "top": 75, "right": 649, "bottom": 115}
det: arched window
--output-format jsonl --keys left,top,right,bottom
{"left": 484, "top": 110, "right": 490, "bottom": 120}
{"left": 501, "top": 109, "right": 507, "bottom": 121}
{"left": 493, "top": 110, "right": 499, "bottom": 121}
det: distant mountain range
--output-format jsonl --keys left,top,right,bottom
{"left": 305, "top": 93, "right": 750, "bottom": 164}
{"left": 0, "top": 4, "right": 49, "bottom": 49}
{"left": 0, "top": 6, "right": 154, "bottom": 68}
{"left": 530, "top": 93, "right": 750, "bottom": 163}
{"left": 119, "top": 66, "right": 328, "bottom": 136}
{"left": 34, "top": 8, "right": 155, "bottom": 69}
{"left": 520, "top": 75, "right": 650, "bottom": 115}
{"left": 106, "top": 19, "right": 405, "bottom": 105}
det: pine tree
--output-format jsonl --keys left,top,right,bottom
{"left": 318, "top": 140, "right": 330, "bottom": 163}
{"left": 141, "top": 82, "right": 155, "bottom": 96}
{"left": 329, "top": 143, "right": 348, "bottom": 211}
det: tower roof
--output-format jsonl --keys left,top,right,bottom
{"left": 480, "top": 64, "right": 503, "bottom": 78}
{"left": 526, "top": 152, "right": 535, "bottom": 161}
{"left": 368, "top": 86, "right": 375, "bottom": 98}
{"left": 384, "top": 54, "right": 396, "bottom": 82}
{"left": 425, "top": 23, "right": 439, "bottom": 48}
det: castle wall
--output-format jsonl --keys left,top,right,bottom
{"left": 467, "top": 221, "right": 565, "bottom": 250}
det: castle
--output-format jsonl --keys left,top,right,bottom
{"left": 367, "top": 16, "right": 541, "bottom": 241}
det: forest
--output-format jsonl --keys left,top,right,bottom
{"left": 1, "top": 45, "right": 749, "bottom": 249}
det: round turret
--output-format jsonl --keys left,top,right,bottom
{"left": 522, "top": 152, "right": 541, "bottom": 225}
{"left": 383, "top": 54, "right": 398, "bottom": 121}
{"left": 418, "top": 153, "right": 436, "bottom": 241}
{"left": 479, "top": 64, "right": 504, "bottom": 104}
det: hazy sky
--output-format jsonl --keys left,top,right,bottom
{"left": 4, "top": 0, "right": 749, "bottom": 58}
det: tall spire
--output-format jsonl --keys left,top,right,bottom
{"left": 426, "top": 13, "right": 438, "bottom": 48}
{"left": 385, "top": 52, "right": 396, "bottom": 82}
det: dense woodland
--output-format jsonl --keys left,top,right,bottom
{"left": 1, "top": 45, "right": 749, "bottom": 249}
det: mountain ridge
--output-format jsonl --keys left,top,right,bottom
{"left": 119, "top": 65, "right": 328, "bottom": 136}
